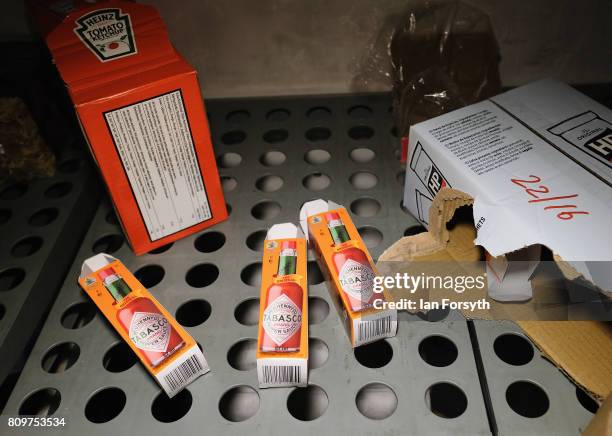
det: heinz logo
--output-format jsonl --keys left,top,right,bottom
{"left": 74, "top": 8, "right": 137, "bottom": 62}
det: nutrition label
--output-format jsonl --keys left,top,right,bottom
{"left": 104, "top": 90, "right": 211, "bottom": 241}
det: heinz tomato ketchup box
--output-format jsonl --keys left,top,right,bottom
{"left": 256, "top": 223, "right": 308, "bottom": 388}
{"left": 402, "top": 79, "right": 612, "bottom": 300}
{"left": 300, "top": 200, "right": 397, "bottom": 347}
{"left": 32, "top": 0, "right": 227, "bottom": 255}
{"left": 79, "top": 253, "right": 209, "bottom": 397}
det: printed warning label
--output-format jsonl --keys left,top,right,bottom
{"left": 430, "top": 108, "right": 533, "bottom": 176}
{"left": 104, "top": 90, "right": 211, "bottom": 240}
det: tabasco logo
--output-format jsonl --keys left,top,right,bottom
{"left": 129, "top": 312, "right": 170, "bottom": 352}
{"left": 263, "top": 294, "right": 302, "bottom": 345}
{"left": 74, "top": 8, "right": 137, "bottom": 62}
{"left": 339, "top": 259, "right": 375, "bottom": 303}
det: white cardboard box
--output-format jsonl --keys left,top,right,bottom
{"left": 403, "top": 79, "right": 612, "bottom": 300}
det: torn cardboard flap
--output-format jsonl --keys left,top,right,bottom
{"left": 380, "top": 188, "right": 612, "bottom": 401}
{"left": 381, "top": 189, "right": 477, "bottom": 262}
{"left": 519, "top": 321, "right": 612, "bottom": 402}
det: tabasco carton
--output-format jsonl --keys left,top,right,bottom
{"left": 257, "top": 223, "right": 308, "bottom": 388}
{"left": 300, "top": 200, "right": 398, "bottom": 347}
{"left": 37, "top": 0, "right": 227, "bottom": 254}
{"left": 79, "top": 253, "right": 209, "bottom": 397}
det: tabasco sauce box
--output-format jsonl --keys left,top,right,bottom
{"left": 402, "top": 79, "right": 612, "bottom": 301}
{"left": 79, "top": 253, "right": 209, "bottom": 397}
{"left": 300, "top": 200, "right": 398, "bottom": 347}
{"left": 39, "top": 0, "right": 227, "bottom": 255}
{"left": 257, "top": 223, "right": 308, "bottom": 388}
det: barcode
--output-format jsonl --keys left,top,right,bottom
{"left": 358, "top": 316, "right": 392, "bottom": 343}
{"left": 262, "top": 365, "right": 301, "bottom": 385}
{"left": 163, "top": 355, "right": 203, "bottom": 393}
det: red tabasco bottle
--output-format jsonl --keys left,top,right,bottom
{"left": 98, "top": 267, "right": 184, "bottom": 367}
{"left": 325, "top": 212, "right": 377, "bottom": 312}
{"left": 261, "top": 241, "right": 303, "bottom": 352}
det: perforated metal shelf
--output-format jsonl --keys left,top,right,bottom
{"left": 471, "top": 321, "right": 598, "bottom": 435}
{"left": 0, "top": 152, "right": 98, "bottom": 387}
{"left": 2, "top": 95, "right": 599, "bottom": 434}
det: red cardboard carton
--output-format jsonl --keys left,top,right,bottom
{"left": 36, "top": 0, "right": 227, "bottom": 254}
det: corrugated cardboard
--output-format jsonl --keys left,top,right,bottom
{"left": 519, "top": 321, "right": 612, "bottom": 402}
{"left": 380, "top": 188, "right": 612, "bottom": 401}
{"left": 584, "top": 394, "right": 612, "bottom": 436}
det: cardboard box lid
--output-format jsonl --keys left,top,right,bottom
{"left": 46, "top": 1, "right": 178, "bottom": 95}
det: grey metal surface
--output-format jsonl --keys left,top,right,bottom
{"left": 0, "top": 152, "right": 98, "bottom": 385}
{"left": 471, "top": 321, "right": 598, "bottom": 435}
{"left": 2, "top": 207, "right": 489, "bottom": 435}
{"left": 5, "top": 1, "right": 612, "bottom": 94}
{"left": 1, "top": 95, "right": 596, "bottom": 435}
